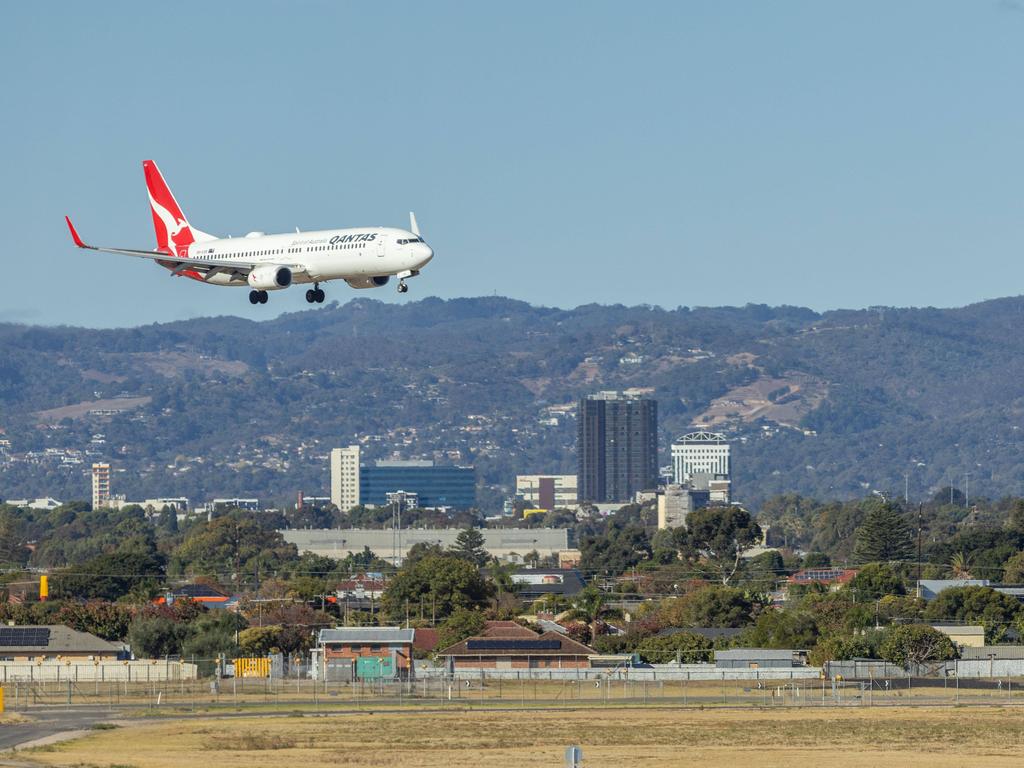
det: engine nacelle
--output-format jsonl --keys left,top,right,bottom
{"left": 344, "top": 276, "right": 390, "bottom": 289}
{"left": 247, "top": 265, "right": 292, "bottom": 291}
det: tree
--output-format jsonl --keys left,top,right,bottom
{"left": 171, "top": 513, "right": 299, "bottom": 586}
{"left": 1003, "top": 551, "right": 1024, "bottom": 583}
{"left": 809, "top": 634, "right": 878, "bottom": 666}
{"left": 580, "top": 522, "right": 651, "bottom": 576}
{"left": 436, "top": 607, "right": 487, "bottom": 651}
{"left": 851, "top": 501, "right": 913, "bottom": 563}
{"left": 880, "top": 624, "right": 957, "bottom": 667}
{"left": 658, "top": 585, "right": 760, "bottom": 629}
{"left": 848, "top": 562, "right": 906, "bottom": 600}
{"left": 128, "top": 616, "right": 188, "bottom": 658}
{"left": 238, "top": 625, "right": 283, "bottom": 656}
{"left": 922, "top": 586, "right": 1023, "bottom": 643}
{"left": 56, "top": 601, "right": 133, "bottom": 641}
{"left": 450, "top": 527, "right": 488, "bottom": 567}
{"left": 181, "top": 610, "right": 248, "bottom": 659}
{"left": 948, "top": 551, "right": 974, "bottom": 579}
{"left": 382, "top": 554, "right": 492, "bottom": 622}
{"left": 675, "top": 507, "right": 762, "bottom": 585}
{"left": 637, "top": 631, "right": 713, "bottom": 664}
{"left": 740, "top": 609, "right": 819, "bottom": 650}
{"left": 53, "top": 548, "right": 166, "bottom": 602}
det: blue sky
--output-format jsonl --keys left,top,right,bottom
{"left": 4, "top": 1, "right": 1024, "bottom": 327}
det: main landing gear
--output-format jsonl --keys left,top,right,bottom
{"left": 248, "top": 290, "right": 269, "bottom": 304}
{"left": 397, "top": 279, "right": 409, "bottom": 294}
{"left": 305, "top": 283, "right": 326, "bottom": 303}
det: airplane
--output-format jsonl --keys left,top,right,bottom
{"left": 65, "top": 160, "right": 433, "bottom": 305}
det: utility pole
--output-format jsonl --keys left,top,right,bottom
{"left": 904, "top": 472, "right": 909, "bottom": 504}
{"left": 917, "top": 503, "right": 923, "bottom": 590}
{"left": 965, "top": 472, "right": 971, "bottom": 509}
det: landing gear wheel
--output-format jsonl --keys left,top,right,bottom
{"left": 398, "top": 280, "right": 409, "bottom": 294}
{"left": 258, "top": 291, "right": 269, "bottom": 304}
{"left": 306, "top": 289, "right": 316, "bottom": 303}
{"left": 249, "top": 290, "right": 260, "bottom": 305}
{"left": 314, "top": 288, "right": 325, "bottom": 303}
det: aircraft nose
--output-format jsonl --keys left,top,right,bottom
{"left": 415, "top": 242, "right": 434, "bottom": 266}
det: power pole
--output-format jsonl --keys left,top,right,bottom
{"left": 917, "top": 503, "right": 923, "bottom": 589}
{"left": 965, "top": 472, "right": 971, "bottom": 509}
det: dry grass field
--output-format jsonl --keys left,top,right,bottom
{"left": 22, "top": 705, "right": 1024, "bottom": 768}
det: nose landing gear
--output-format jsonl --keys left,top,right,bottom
{"left": 305, "top": 283, "right": 326, "bottom": 303}
{"left": 397, "top": 279, "right": 409, "bottom": 294}
{"left": 248, "top": 290, "right": 269, "bottom": 304}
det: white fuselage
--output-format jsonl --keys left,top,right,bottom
{"left": 181, "top": 226, "right": 433, "bottom": 287}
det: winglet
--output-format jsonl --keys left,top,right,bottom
{"left": 65, "top": 216, "right": 87, "bottom": 248}
{"left": 409, "top": 212, "right": 420, "bottom": 236}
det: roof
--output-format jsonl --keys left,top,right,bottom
{"left": 437, "top": 631, "right": 594, "bottom": 658}
{"left": 170, "top": 583, "right": 228, "bottom": 599}
{"left": 917, "top": 579, "right": 990, "bottom": 599}
{"left": 715, "top": 648, "right": 796, "bottom": 660}
{"left": 0, "top": 625, "right": 122, "bottom": 655}
{"left": 961, "top": 645, "right": 1024, "bottom": 660}
{"left": 788, "top": 568, "right": 857, "bottom": 585}
{"left": 481, "top": 621, "right": 538, "bottom": 638}
{"left": 655, "top": 627, "right": 744, "bottom": 641}
{"left": 931, "top": 624, "right": 985, "bottom": 637}
{"left": 318, "top": 626, "right": 415, "bottom": 645}
{"left": 510, "top": 569, "right": 587, "bottom": 597}
{"left": 413, "top": 628, "right": 440, "bottom": 652}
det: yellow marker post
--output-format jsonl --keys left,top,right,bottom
{"left": 39, "top": 575, "right": 49, "bottom": 601}
{"left": 0, "top": 685, "right": 5, "bottom": 713}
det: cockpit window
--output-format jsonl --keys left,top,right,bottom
{"left": 397, "top": 237, "right": 423, "bottom": 245}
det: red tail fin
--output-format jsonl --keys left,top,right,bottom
{"left": 143, "top": 160, "right": 195, "bottom": 255}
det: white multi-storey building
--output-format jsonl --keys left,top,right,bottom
{"left": 671, "top": 431, "right": 731, "bottom": 484}
{"left": 515, "top": 475, "right": 578, "bottom": 510}
{"left": 330, "top": 445, "right": 361, "bottom": 511}
{"left": 91, "top": 462, "right": 111, "bottom": 510}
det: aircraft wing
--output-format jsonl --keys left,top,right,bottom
{"left": 65, "top": 216, "right": 308, "bottom": 281}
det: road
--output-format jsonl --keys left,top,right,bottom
{"left": 0, "top": 709, "right": 116, "bottom": 753}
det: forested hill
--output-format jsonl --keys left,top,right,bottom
{"left": 3, "top": 294, "right": 1024, "bottom": 509}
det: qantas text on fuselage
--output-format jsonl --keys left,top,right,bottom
{"left": 65, "top": 160, "right": 433, "bottom": 305}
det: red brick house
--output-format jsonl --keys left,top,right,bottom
{"left": 318, "top": 626, "right": 415, "bottom": 680}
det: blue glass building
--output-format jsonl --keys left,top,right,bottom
{"left": 359, "top": 461, "right": 476, "bottom": 509}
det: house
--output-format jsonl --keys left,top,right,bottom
{"left": 334, "top": 575, "right": 386, "bottom": 600}
{"left": 0, "top": 625, "right": 123, "bottom": 662}
{"left": 481, "top": 620, "right": 537, "bottom": 637}
{"left": 437, "top": 630, "right": 595, "bottom": 670}
{"left": 413, "top": 627, "right": 440, "bottom": 655}
{"left": 510, "top": 569, "right": 587, "bottom": 599}
{"left": 932, "top": 625, "right": 985, "bottom": 648}
{"left": 714, "top": 648, "right": 801, "bottom": 669}
{"left": 318, "top": 626, "right": 415, "bottom": 680}
{"left": 787, "top": 568, "right": 857, "bottom": 591}
{"left": 154, "top": 583, "right": 237, "bottom": 609}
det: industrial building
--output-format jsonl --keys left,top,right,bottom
{"left": 577, "top": 391, "right": 658, "bottom": 503}
{"left": 282, "top": 527, "right": 570, "bottom": 564}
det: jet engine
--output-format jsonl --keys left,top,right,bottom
{"left": 344, "top": 276, "right": 390, "bottom": 289}
{"left": 247, "top": 265, "right": 292, "bottom": 290}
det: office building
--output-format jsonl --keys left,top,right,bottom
{"left": 361, "top": 460, "right": 475, "bottom": 509}
{"left": 577, "top": 391, "right": 658, "bottom": 503}
{"left": 516, "top": 475, "right": 578, "bottom": 511}
{"left": 671, "top": 431, "right": 730, "bottom": 483}
{"left": 330, "top": 445, "right": 361, "bottom": 511}
{"left": 91, "top": 463, "right": 111, "bottom": 510}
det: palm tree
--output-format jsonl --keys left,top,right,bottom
{"left": 949, "top": 551, "right": 974, "bottom": 579}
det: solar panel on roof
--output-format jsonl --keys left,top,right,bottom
{"left": 0, "top": 627, "right": 50, "bottom": 647}
{"left": 466, "top": 639, "right": 562, "bottom": 651}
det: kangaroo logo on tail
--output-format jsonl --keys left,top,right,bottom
{"left": 143, "top": 160, "right": 195, "bottom": 256}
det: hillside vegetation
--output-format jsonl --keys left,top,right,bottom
{"left": 2, "top": 295, "right": 1024, "bottom": 507}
